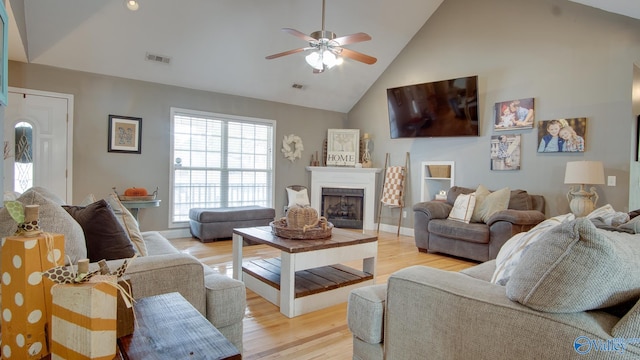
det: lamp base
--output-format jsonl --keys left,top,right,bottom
{"left": 567, "top": 185, "right": 599, "bottom": 217}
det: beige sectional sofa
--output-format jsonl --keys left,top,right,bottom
{"left": 348, "top": 216, "right": 640, "bottom": 359}
{"left": 0, "top": 187, "right": 246, "bottom": 353}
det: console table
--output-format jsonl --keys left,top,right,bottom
{"left": 120, "top": 199, "right": 161, "bottom": 221}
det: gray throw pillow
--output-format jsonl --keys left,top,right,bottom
{"left": 506, "top": 218, "right": 640, "bottom": 313}
{"left": 0, "top": 188, "right": 87, "bottom": 265}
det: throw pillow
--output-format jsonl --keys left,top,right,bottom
{"left": 471, "top": 185, "right": 510, "bottom": 223}
{"left": 286, "top": 187, "right": 310, "bottom": 208}
{"left": 447, "top": 192, "right": 476, "bottom": 224}
{"left": 491, "top": 213, "right": 575, "bottom": 285}
{"left": 508, "top": 189, "right": 531, "bottom": 210}
{"left": 619, "top": 215, "right": 640, "bottom": 234}
{"left": 0, "top": 187, "right": 87, "bottom": 265}
{"left": 506, "top": 218, "right": 640, "bottom": 313}
{"left": 63, "top": 199, "right": 136, "bottom": 262}
{"left": 105, "top": 193, "right": 147, "bottom": 256}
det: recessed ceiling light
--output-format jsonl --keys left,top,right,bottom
{"left": 124, "top": 0, "right": 139, "bottom": 11}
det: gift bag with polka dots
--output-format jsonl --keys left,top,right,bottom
{"left": 1, "top": 234, "right": 64, "bottom": 359}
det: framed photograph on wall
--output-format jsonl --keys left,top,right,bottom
{"left": 537, "top": 118, "right": 586, "bottom": 153}
{"left": 490, "top": 134, "right": 521, "bottom": 171}
{"left": 108, "top": 115, "right": 142, "bottom": 154}
{"left": 326, "top": 129, "right": 359, "bottom": 166}
{"left": 494, "top": 97, "right": 535, "bottom": 131}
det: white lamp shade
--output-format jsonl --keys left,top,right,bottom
{"left": 564, "top": 161, "right": 605, "bottom": 185}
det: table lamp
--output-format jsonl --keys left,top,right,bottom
{"left": 564, "top": 161, "right": 605, "bottom": 217}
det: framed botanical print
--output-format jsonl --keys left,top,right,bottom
{"left": 108, "top": 115, "right": 142, "bottom": 154}
{"left": 326, "top": 129, "right": 359, "bottom": 166}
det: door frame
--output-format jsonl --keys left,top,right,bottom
{"left": 8, "top": 87, "right": 74, "bottom": 203}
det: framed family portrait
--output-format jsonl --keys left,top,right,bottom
{"left": 494, "top": 97, "right": 535, "bottom": 131}
{"left": 326, "top": 129, "right": 360, "bottom": 166}
{"left": 490, "top": 134, "right": 521, "bottom": 171}
{"left": 108, "top": 115, "right": 142, "bottom": 154}
{"left": 537, "top": 118, "right": 586, "bottom": 153}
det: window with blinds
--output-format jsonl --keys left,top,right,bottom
{"left": 170, "top": 108, "right": 275, "bottom": 226}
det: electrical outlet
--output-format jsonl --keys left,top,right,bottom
{"left": 403, "top": 211, "right": 407, "bottom": 218}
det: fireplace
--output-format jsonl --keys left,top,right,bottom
{"left": 307, "top": 166, "right": 381, "bottom": 230}
{"left": 321, "top": 188, "right": 364, "bottom": 229}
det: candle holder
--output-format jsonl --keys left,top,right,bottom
{"left": 362, "top": 134, "right": 372, "bottom": 168}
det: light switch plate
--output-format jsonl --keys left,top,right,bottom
{"left": 607, "top": 176, "right": 616, "bottom": 186}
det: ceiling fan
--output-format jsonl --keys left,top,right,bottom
{"left": 265, "top": 0, "right": 377, "bottom": 73}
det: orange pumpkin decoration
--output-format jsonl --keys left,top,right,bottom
{"left": 124, "top": 187, "right": 148, "bottom": 196}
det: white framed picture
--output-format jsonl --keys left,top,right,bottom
{"left": 326, "top": 129, "right": 360, "bottom": 166}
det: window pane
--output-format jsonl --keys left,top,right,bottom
{"left": 171, "top": 110, "right": 273, "bottom": 225}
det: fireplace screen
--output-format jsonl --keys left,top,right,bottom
{"left": 321, "top": 187, "right": 364, "bottom": 229}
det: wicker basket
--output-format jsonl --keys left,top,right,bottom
{"left": 428, "top": 165, "right": 451, "bottom": 178}
{"left": 270, "top": 219, "right": 333, "bottom": 240}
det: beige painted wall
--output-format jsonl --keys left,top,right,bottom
{"left": 8, "top": 62, "right": 345, "bottom": 231}
{"left": 348, "top": 0, "right": 640, "bottom": 228}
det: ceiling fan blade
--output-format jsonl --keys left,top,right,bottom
{"left": 265, "top": 47, "right": 308, "bottom": 60}
{"left": 333, "top": 32, "right": 372, "bottom": 46}
{"left": 340, "top": 48, "right": 377, "bottom": 65}
{"left": 282, "top": 28, "right": 316, "bottom": 42}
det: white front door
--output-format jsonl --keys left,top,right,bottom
{"left": 4, "top": 88, "right": 74, "bottom": 202}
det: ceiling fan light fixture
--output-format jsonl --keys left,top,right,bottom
{"left": 322, "top": 50, "right": 337, "bottom": 68}
{"left": 305, "top": 51, "right": 324, "bottom": 70}
{"left": 125, "top": 0, "right": 139, "bottom": 11}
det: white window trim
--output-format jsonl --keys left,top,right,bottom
{"left": 168, "top": 107, "right": 276, "bottom": 228}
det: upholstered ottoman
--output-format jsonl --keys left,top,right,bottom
{"left": 189, "top": 206, "right": 275, "bottom": 242}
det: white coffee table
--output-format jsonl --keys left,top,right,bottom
{"left": 232, "top": 226, "right": 377, "bottom": 318}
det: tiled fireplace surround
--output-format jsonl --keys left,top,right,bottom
{"left": 307, "top": 167, "right": 382, "bottom": 231}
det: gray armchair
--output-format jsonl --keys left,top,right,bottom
{"left": 412, "top": 186, "right": 545, "bottom": 262}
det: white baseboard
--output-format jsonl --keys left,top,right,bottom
{"left": 159, "top": 227, "right": 191, "bottom": 239}
{"left": 376, "top": 223, "right": 413, "bottom": 237}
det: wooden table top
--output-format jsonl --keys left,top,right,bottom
{"left": 118, "top": 292, "right": 240, "bottom": 360}
{"left": 233, "top": 226, "right": 377, "bottom": 253}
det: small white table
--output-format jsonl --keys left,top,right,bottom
{"left": 232, "top": 226, "right": 377, "bottom": 318}
{"left": 121, "top": 200, "right": 161, "bottom": 221}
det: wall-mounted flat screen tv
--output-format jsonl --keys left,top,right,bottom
{"left": 387, "top": 75, "right": 479, "bottom": 138}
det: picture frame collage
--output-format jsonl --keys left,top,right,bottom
{"left": 491, "top": 97, "right": 587, "bottom": 171}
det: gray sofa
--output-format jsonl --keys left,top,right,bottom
{"left": 413, "top": 186, "right": 546, "bottom": 261}
{"left": 348, "top": 217, "right": 640, "bottom": 359}
{"left": 0, "top": 187, "right": 246, "bottom": 353}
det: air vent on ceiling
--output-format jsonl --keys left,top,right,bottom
{"left": 145, "top": 52, "right": 171, "bottom": 64}
{"left": 292, "top": 83, "right": 304, "bottom": 89}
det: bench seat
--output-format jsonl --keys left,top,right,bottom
{"left": 189, "top": 206, "right": 275, "bottom": 242}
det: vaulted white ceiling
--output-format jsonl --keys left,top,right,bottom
{"left": 6, "top": 0, "right": 640, "bottom": 113}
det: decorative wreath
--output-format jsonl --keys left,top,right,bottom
{"left": 281, "top": 134, "right": 304, "bottom": 162}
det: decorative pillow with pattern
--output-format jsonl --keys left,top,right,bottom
{"left": 448, "top": 193, "right": 476, "bottom": 224}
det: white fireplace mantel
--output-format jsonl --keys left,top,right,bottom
{"left": 306, "top": 166, "right": 382, "bottom": 230}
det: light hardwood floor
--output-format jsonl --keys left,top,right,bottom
{"left": 170, "top": 230, "right": 478, "bottom": 360}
